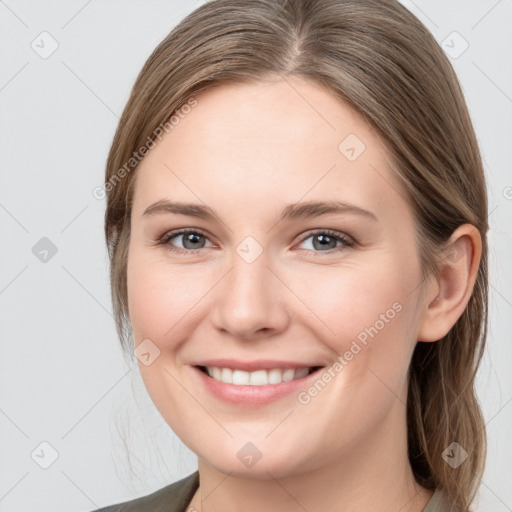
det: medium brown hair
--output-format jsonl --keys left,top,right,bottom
{"left": 103, "top": 1, "right": 488, "bottom": 509}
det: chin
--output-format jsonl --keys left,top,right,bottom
{"left": 197, "top": 442, "right": 314, "bottom": 480}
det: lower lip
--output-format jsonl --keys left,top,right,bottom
{"left": 191, "top": 366, "right": 323, "bottom": 405}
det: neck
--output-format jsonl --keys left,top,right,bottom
{"left": 188, "top": 400, "right": 433, "bottom": 512}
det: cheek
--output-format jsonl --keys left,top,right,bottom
{"left": 284, "top": 257, "right": 416, "bottom": 344}
{"left": 126, "top": 251, "right": 215, "bottom": 418}
{"left": 289, "top": 262, "right": 419, "bottom": 427}
{"left": 283, "top": 256, "right": 420, "bottom": 395}
{"left": 127, "top": 248, "right": 216, "bottom": 347}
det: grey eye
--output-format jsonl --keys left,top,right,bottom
{"left": 299, "top": 233, "right": 343, "bottom": 251}
{"left": 173, "top": 232, "right": 208, "bottom": 250}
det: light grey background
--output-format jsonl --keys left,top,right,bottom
{"left": 0, "top": 1, "right": 510, "bottom": 511}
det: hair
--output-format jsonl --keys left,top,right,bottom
{"left": 103, "top": 0, "right": 488, "bottom": 510}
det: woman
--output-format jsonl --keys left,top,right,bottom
{"left": 94, "top": 0, "right": 488, "bottom": 510}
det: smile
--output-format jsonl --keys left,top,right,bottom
{"left": 198, "top": 366, "right": 321, "bottom": 386}
{"left": 192, "top": 362, "right": 325, "bottom": 405}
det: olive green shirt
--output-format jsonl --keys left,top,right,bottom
{"left": 93, "top": 471, "right": 450, "bottom": 511}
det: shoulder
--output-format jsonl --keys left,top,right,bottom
{"left": 90, "top": 471, "right": 199, "bottom": 512}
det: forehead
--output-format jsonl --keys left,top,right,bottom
{"left": 132, "top": 78, "right": 407, "bottom": 221}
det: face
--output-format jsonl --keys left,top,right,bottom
{"left": 127, "top": 78, "right": 427, "bottom": 478}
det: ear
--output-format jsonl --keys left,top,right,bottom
{"left": 417, "top": 224, "right": 482, "bottom": 342}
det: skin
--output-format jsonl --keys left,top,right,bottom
{"left": 126, "top": 77, "right": 481, "bottom": 511}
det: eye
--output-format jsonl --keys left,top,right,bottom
{"left": 296, "top": 230, "right": 354, "bottom": 254}
{"left": 159, "top": 228, "right": 214, "bottom": 254}
{"left": 157, "top": 228, "right": 354, "bottom": 256}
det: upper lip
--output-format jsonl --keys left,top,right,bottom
{"left": 194, "top": 359, "right": 323, "bottom": 371}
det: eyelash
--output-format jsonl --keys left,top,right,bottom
{"left": 157, "top": 228, "right": 355, "bottom": 256}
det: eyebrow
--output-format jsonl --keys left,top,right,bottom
{"left": 142, "top": 199, "right": 377, "bottom": 223}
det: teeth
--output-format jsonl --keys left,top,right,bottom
{"left": 221, "top": 368, "right": 232, "bottom": 383}
{"left": 204, "top": 366, "right": 312, "bottom": 386}
{"left": 233, "top": 369, "right": 250, "bottom": 385}
{"left": 268, "top": 368, "right": 283, "bottom": 384}
{"left": 294, "top": 368, "right": 309, "bottom": 379}
{"left": 249, "top": 370, "right": 267, "bottom": 385}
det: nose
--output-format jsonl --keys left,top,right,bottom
{"left": 210, "top": 250, "right": 291, "bottom": 341}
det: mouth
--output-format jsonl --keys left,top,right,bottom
{"left": 195, "top": 365, "right": 323, "bottom": 386}
{"left": 190, "top": 359, "right": 327, "bottom": 405}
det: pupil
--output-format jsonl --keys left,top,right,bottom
{"left": 184, "top": 233, "right": 203, "bottom": 249}
{"left": 314, "top": 234, "right": 335, "bottom": 250}
{"left": 181, "top": 233, "right": 336, "bottom": 251}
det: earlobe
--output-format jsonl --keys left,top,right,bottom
{"left": 417, "top": 224, "right": 482, "bottom": 342}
